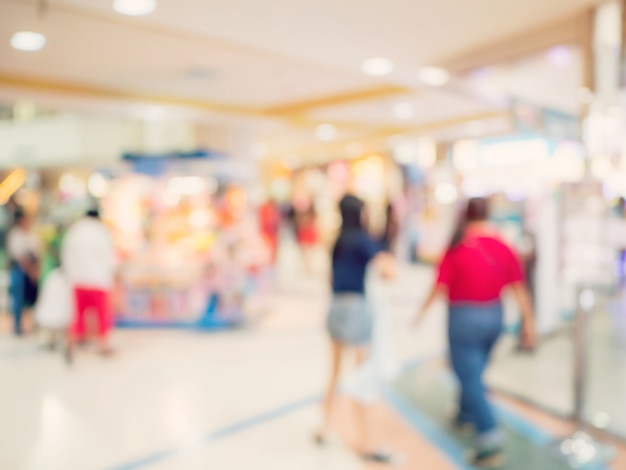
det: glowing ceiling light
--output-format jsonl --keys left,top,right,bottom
{"left": 113, "top": 0, "right": 157, "bottom": 16}
{"left": 10, "top": 31, "right": 47, "bottom": 52}
{"left": 361, "top": 57, "right": 394, "bottom": 76}
{"left": 418, "top": 66, "right": 450, "bottom": 87}
{"left": 393, "top": 102, "right": 414, "bottom": 120}
{"left": 316, "top": 123, "right": 337, "bottom": 141}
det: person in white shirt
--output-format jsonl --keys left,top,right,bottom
{"left": 61, "top": 209, "right": 117, "bottom": 357}
{"left": 7, "top": 209, "right": 40, "bottom": 335}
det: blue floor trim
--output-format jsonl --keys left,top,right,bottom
{"left": 383, "top": 386, "right": 470, "bottom": 470}
{"left": 494, "top": 402, "right": 552, "bottom": 447}
{"left": 106, "top": 395, "right": 319, "bottom": 470}
{"left": 494, "top": 402, "right": 611, "bottom": 470}
{"left": 395, "top": 357, "right": 613, "bottom": 470}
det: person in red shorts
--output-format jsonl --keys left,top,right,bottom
{"left": 414, "top": 197, "right": 537, "bottom": 468}
{"left": 294, "top": 201, "right": 318, "bottom": 274}
{"left": 259, "top": 199, "right": 281, "bottom": 264}
{"left": 61, "top": 209, "right": 117, "bottom": 361}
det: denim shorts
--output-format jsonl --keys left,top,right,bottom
{"left": 327, "top": 293, "right": 372, "bottom": 346}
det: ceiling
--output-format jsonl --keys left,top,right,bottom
{"left": 0, "top": 0, "right": 602, "bottom": 162}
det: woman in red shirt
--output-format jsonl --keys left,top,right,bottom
{"left": 415, "top": 198, "right": 537, "bottom": 468}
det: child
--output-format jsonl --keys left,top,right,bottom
{"left": 35, "top": 267, "right": 73, "bottom": 356}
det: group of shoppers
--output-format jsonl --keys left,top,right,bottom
{"left": 321, "top": 194, "right": 537, "bottom": 468}
{"left": 7, "top": 207, "right": 117, "bottom": 362}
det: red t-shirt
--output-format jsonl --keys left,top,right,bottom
{"left": 436, "top": 233, "right": 524, "bottom": 303}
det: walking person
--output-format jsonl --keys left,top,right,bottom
{"left": 317, "top": 194, "right": 397, "bottom": 463}
{"left": 414, "top": 197, "right": 537, "bottom": 468}
{"left": 61, "top": 209, "right": 117, "bottom": 361}
{"left": 293, "top": 199, "right": 318, "bottom": 274}
{"left": 7, "top": 209, "right": 40, "bottom": 336}
{"left": 380, "top": 202, "right": 399, "bottom": 253}
{"left": 258, "top": 198, "right": 281, "bottom": 265}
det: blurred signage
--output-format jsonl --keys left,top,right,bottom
{"left": 511, "top": 99, "right": 580, "bottom": 140}
{"left": 122, "top": 149, "right": 224, "bottom": 176}
{"left": 561, "top": 182, "right": 614, "bottom": 286}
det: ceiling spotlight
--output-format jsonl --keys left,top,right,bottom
{"left": 113, "top": 0, "right": 157, "bottom": 16}
{"left": 316, "top": 123, "right": 337, "bottom": 141}
{"left": 361, "top": 57, "right": 394, "bottom": 76}
{"left": 418, "top": 66, "right": 450, "bottom": 87}
{"left": 393, "top": 102, "right": 414, "bottom": 120}
{"left": 10, "top": 31, "right": 47, "bottom": 52}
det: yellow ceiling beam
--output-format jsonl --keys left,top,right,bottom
{"left": 0, "top": 72, "right": 265, "bottom": 117}
{"left": 267, "top": 110, "right": 509, "bottom": 159}
{"left": 2, "top": 0, "right": 358, "bottom": 80}
{"left": 438, "top": 10, "right": 594, "bottom": 74}
{"left": 0, "top": 72, "right": 420, "bottom": 122}
{"left": 263, "top": 84, "right": 414, "bottom": 117}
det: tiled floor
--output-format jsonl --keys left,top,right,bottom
{"left": 488, "top": 292, "right": 626, "bottom": 438}
{"left": 1, "top": 258, "right": 624, "bottom": 469}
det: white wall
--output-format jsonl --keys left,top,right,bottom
{"left": 0, "top": 114, "right": 200, "bottom": 168}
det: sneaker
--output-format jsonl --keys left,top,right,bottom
{"left": 361, "top": 451, "right": 405, "bottom": 466}
{"left": 98, "top": 348, "right": 115, "bottom": 357}
{"left": 313, "top": 432, "right": 328, "bottom": 446}
{"left": 451, "top": 417, "right": 474, "bottom": 435}
{"left": 64, "top": 346, "right": 73, "bottom": 366}
{"left": 467, "top": 447, "right": 505, "bottom": 468}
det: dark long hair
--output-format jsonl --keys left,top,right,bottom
{"left": 448, "top": 197, "right": 489, "bottom": 249}
{"left": 338, "top": 194, "right": 364, "bottom": 233}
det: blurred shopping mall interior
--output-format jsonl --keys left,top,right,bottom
{"left": 2, "top": 0, "right": 626, "bottom": 469}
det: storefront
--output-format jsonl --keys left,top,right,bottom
{"left": 264, "top": 153, "right": 402, "bottom": 246}
{"left": 36, "top": 153, "right": 271, "bottom": 329}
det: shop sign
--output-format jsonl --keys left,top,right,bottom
{"left": 511, "top": 99, "right": 580, "bottom": 141}
{"left": 122, "top": 149, "right": 225, "bottom": 176}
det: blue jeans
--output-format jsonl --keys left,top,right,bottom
{"left": 10, "top": 265, "right": 26, "bottom": 336}
{"left": 448, "top": 302, "right": 503, "bottom": 446}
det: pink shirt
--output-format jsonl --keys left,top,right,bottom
{"left": 436, "top": 232, "right": 524, "bottom": 303}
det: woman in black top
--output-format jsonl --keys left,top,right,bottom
{"left": 317, "top": 194, "right": 395, "bottom": 463}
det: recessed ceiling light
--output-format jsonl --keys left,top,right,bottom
{"left": 418, "top": 66, "right": 450, "bottom": 87}
{"left": 10, "top": 31, "right": 46, "bottom": 52}
{"left": 113, "top": 0, "right": 157, "bottom": 16}
{"left": 316, "top": 123, "right": 337, "bottom": 141}
{"left": 393, "top": 102, "right": 414, "bottom": 120}
{"left": 361, "top": 57, "right": 394, "bottom": 76}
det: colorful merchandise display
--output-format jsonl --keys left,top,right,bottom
{"left": 101, "top": 172, "right": 270, "bottom": 329}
